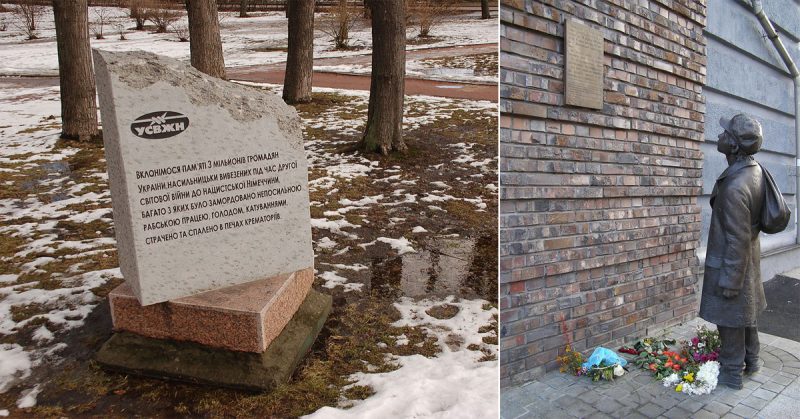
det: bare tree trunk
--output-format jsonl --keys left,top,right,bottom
{"left": 283, "top": 0, "right": 314, "bottom": 104}
{"left": 129, "top": 0, "right": 146, "bottom": 31}
{"left": 361, "top": 0, "right": 406, "bottom": 154}
{"left": 481, "top": 0, "right": 491, "bottom": 19}
{"left": 52, "top": 0, "right": 99, "bottom": 141}
{"left": 239, "top": 0, "right": 247, "bottom": 17}
{"left": 363, "top": 0, "right": 370, "bottom": 19}
{"left": 186, "top": 0, "right": 226, "bottom": 79}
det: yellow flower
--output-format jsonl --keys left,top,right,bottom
{"left": 675, "top": 384, "right": 683, "bottom": 392}
{"left": 684, "top": 373, "right": 694, "bottom": 383}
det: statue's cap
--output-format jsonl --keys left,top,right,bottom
{"left": 719, "top": 113, "right": 763, "bottom": 155}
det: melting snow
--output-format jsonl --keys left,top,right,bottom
{"left": 377, "top": 237, "right": 416, "bottom": 255}
{"left": 0, "top": 345, "right": 32, "bottom": 393}
{"left": 316, "top": 237, "right": 338, "bottom": 250}
{"left": 305, "top": 298, "right": 497, "bottom": 418}
{"left": 319, "top": 271, "right": 363, "bottom": 293}
{"left": 16, "top": 385, "right": 40, "bottom": 409}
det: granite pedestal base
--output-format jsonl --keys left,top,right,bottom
{"left": 108, "top": 267, "right": 314, "bottom": 352}
{"left": 96, "top": 289, "right": 332, "bottom": 391}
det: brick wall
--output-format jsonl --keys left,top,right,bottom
{"left": 499, "top": 0, "right": 707, "bottom": 387}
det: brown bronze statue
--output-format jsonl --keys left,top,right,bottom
{"left": 698, "top": 113, "right": 767, "bottom": 390}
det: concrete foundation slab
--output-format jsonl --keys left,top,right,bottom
{"left": 96, "top": 289, "right": 331, "bottom": 392}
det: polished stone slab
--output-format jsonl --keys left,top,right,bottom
{"left": 109, "top": 267, "right": 313, "bottom": 352}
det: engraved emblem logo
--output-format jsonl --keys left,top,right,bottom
{"left": 130, "top": 111, "right": 190, "bottom": 139}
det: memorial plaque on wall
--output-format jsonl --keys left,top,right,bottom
{"left": 93, "top": 50, "right": 313, "bottom": 305}
{"left": 565, "top": 19, "right": 604, "bottom": 109}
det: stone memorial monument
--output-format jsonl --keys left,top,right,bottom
{"left": 92, "top": 50, "right": 330, "bottom": 390}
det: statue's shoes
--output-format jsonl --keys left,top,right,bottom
{"left": 744, "top": 359, "right": 763, "bottom": 375}
{"left": 719, "top": 379, "right": 744, "bottom": 390}
{"left": 718, "top": 371, "right": 744, "bottom": 390}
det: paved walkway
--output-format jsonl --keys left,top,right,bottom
{"left": 233, "top": 43, "right": 498, "bottom": 72}
{"left": 502, "top": 318, "right": 800, "bottom": 419}
{"left": 227, "top": 70, "right": 497, "bottom": 101}
{"left": 227, "top": 43, "right": 498, "bottom": 101}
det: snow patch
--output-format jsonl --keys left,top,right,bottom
{"left": 32, "top": 326, "right": 54, "bottom": 343}
{"left": 0, "top": 344, "right": 32, "bottom": 393}
{"left": 319, "top": 271, "right": 363, "bottom": 293}
{"left": 377, "top": 237, "right": 416, "bottom": 255}
{"left": 324, "top": 263, "right": 368, "bottom": 272}
{"left": 16, "top": 384, "right": 41, "bottom": 409}
{"left": 0, "top": 275, "right": 17, "bottom": 284}
{"left": 304, "top": 298, "right": 497, "bottom": 418}
{"left": 316, "top": 237, "right": 338, "bottom": 250}
{"left": 311, "top": 218, "right": 360, "bottom": 239}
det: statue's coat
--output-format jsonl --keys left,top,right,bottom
{"left": 699, "top": 157, "right": 767, "bottom": 327}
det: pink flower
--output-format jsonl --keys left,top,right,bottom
{"left": 691, "top": 337, "right": 699, "bottom": 345}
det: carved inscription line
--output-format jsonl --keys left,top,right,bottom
{"left": 135, "top": 152, "right": 280, "bottom": 180}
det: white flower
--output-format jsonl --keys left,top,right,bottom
{"left": 667, "top": 361, "right": 720, "bottom": 396}
{"left": 662, "top": 373, "right": 681, "bottom": 387}
{"left": 697, "top": 342, "right": 705, "bottom": 348}
{"left": 614, "top": 364, "right": 625, "bottom": 377}
{"left": 695, "top": 361, "right": 719, "bottom": 389}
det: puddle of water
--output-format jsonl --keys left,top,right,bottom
{"left": 20, "top": 160, "right": 72, "bottom": 201}
{"left": 370, "top": 237, "right": 479, "bottom": 299}
{"left": 40, "top": 161, "right": 71, "bottom": 174}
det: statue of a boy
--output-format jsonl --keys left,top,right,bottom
{"left": 699, "top": 113, "right": 767, "bottom": 390}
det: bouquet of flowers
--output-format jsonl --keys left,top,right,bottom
{"left": 620, "top": 336, "right": 676, "bottom": 356}
{"left": 681, "top": 325, "right": 720, "bottom": 364}
{"left": 557, "top": 345, "right": 585, "bottom": 376}
{"left": 558, "top": 346, "right": 626, "bottom": 382}
{"left": 625, "top": 336, "right": 682, "bottom": 380}
{"left": 662, "top": 361, "right": 720, "bottom": 395}
{"left": 633, "top": 348, "right": 689, "bottom": 380}
{"left": 585, "top": 360, "right": 626, "bottom": 382}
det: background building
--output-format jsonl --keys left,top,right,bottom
{"left": 701, "top": 0, "right": 800, "bottom": 281}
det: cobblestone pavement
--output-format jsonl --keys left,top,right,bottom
{"left": 501, "top": 318, "right": 800, "bottom": 418}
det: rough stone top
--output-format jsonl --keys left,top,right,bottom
{"left": 93, "top": 49, "right": 303, "bottom": 148}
